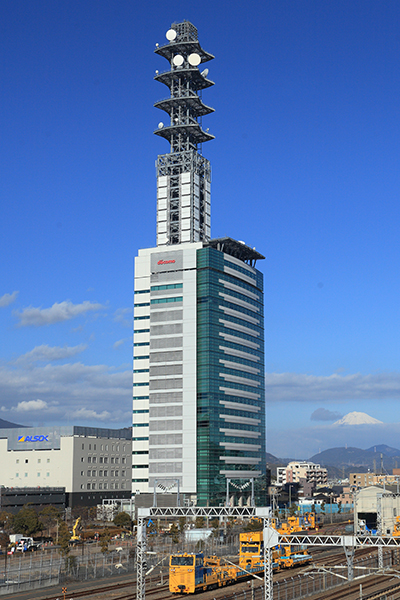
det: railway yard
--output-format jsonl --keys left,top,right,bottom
{"left": 4, "top": 521, "right": 400, "bottom": 600}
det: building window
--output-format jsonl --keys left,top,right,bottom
{"left": 88, "top": 457, "right": 92, "bottom": 463}
{"left": 94, "top": 444, "right": 96, "bottom": 450}
{"left": 25, "top": 459, "right": 28, "bottom": 464}
{"left": 104, "top": 483, "right": 108, "bottom": 490}
{"left": 101, "top": 445, "right": 104, "bottom": 451}
{"left": 110, "top": 483, "right": 114, "bottom": 490}
{"left": 87, "top": 483, "right": 91, "bottom": 490}
{"left": 16, "top": 459, "right": 19, "bottom": 464}
{"left": 25, "top": 473, "right": 28, "bottom": 477}
{"left": 111, "top": 457, "right": 115, "bottom": 464}
{"left": 38, "top": 459, "right": 41, "bottom": 464}
{"left": 46, "top": 472, "right": 50, "bottom": 477}
{"left": 82, "top": 443, "right": 84, "bottom": 450}
{"left": 115, "top": 457, "right": 119, "bottom": 464}
{"left": 47, "top": 458, "right": 50, "bottom": 463}
{"left": 105, "top": 445, "right": 109, "bottom": 451}
{"left": 104, "top": 457, "right": 108, "bottom": 464}
{"left": 81, "top": 484, "right": 84, "bottom": 489}
{"left": 112, "top": 445, "right": 115, "bottom": 452}
{"left": 87, "top": 470, "right": 91, "bottom": 477}
{"left": 16, "top": 473, "right": 19, "bottom": 477}
{"left": 37, "top": 472, "right": 40, "bottom": 477}
{"left": 111, "top": 470, "right": 114, "bottom": 477}
{"left": 115, "top": 482, "right": 119, "bottom": 489}
{"left": 104, "top": 470, "right": 108, "bottom": 477}
{"left": 121, "top": 482, "right": 125, "bottom": 489}
{"left": 89, "top": 444, "right": 91, "bottom": 450}
{"left": 122, "top": 470, "right": 126, "bottom": 477}
{"left": 115, "top": 470, "right": 119, "bottom": 477}
{"left": 123, "top": 445, "right": 126, "bottom": 452}
{"left": 122, "top": 457, "right": 126, "bottom": 464}
{"left": 81, "top": 471, "right": 84, "bottom": 476}
{"left": 99, "top": 470, "right": 103, "bottom": 476}
{"left": 92, "top": 470, "right": 97, "bottom": 477}
{"left": 92, "top": 483, "right": 96, "bottom": 490}
{"left": 99, "top": 457, "right": 103, "bottom": 463}
{"left": 92, "top": 456, "right": 96, "bottom": 463}
{"left": 99, "top": 483, "right": 102, "bottom": 490}
{"left": 116, "top": 445, "right": 120, "bottom": 452}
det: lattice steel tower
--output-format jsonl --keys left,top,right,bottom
{"left": 154, "top": 21, "right": 214, "bottom": 246}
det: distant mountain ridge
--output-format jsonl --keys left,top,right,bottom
{"left": 266, "top": 444, "right": 400, "bottom": 479}
{"left": 0, "top": 418, "right": 24, "bottom": 429}
{"left": 309, "top": 445, "right": 400, "bottom": 475}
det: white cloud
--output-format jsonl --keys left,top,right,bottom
{"left": 15, "top": 399, "right": 48, "bottom": 412}
{"left": 311, "top": 408, "right": 343, "bottom": 422}
{"left": 0, "top": 360, "right": 131, "bottom": 426}
{"left": 265, "top": 371, "right": 400, "bottom": 403}
{"left": 72, "top": 407, "right": 111, "bottom": 421}
{"left": 14, "top": 344, "right": 87, "bottom": 365}
{"left": 113, "top": 339, "right": 126, "bottom": 349}
{"left": 14, "top": 300, "right": 104, "bottom": 327}
{"left": 0, "top": 291, "right": 19, "bottom": 307}
{"left": 114, "top": 308, "right": 131, "bottom": 328}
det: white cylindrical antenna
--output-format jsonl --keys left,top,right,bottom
{"left": 166, "top": 29, "right": 177, "bottom": 41}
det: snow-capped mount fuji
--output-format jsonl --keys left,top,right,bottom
{"left": 333, "top": 411, "right": 383, "bottom": 426}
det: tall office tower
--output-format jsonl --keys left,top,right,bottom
{"left": 133, "top": 21, "right": 266, "bottom": 506}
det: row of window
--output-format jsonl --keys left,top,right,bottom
{"left": 135, "top": 289, "right": 150, "bottom": 295}
{"left": 83, "top": 481, "right": 127, "bottom": 490}
{"left": 151, "top": 283, "right": 183, "bottom": 291}
{"left": 133, "top": 437, "right": 149, "bottom": 441}
{"left": 84, "top": 469, "right": 126, "bottom": 477}
{"left": 151, "top": 296, "right": 183, "bottom": 304}
{"left": 16, "top": 472, "right": 50, "bottom": 478}
{"left": 134, "top": 315, "right": 149, "bottom": 321}
{"left": 82, "top": 443, "right": 127, "bottom": 452}
{"left": 80, "top": 456, "right": 127, "bottom": 464}
{"left": 134, "top": 302, "right": 150, "bottom": 307}
{"left": 134, "top": 329, "right": 150, "bottom": 335}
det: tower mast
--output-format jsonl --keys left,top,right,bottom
{"left": 154, "top": 21, "right": 214, "bottom": 246}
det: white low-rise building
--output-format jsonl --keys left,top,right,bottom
{"left": 0, "top": 426, "right": 132, "bottom": 508}
{"left": 277, "top": 461, "right": 328, "bottom": 488}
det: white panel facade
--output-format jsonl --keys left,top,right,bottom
{"left": 133, "top": 243, "right": 202, "bottom": 496}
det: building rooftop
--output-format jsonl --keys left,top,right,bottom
{"left": 207, "top": 237, "right": 265, "bottom": 266}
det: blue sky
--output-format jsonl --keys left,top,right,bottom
{"left": 2, "top": 0, "right": 400, "bottom": 458}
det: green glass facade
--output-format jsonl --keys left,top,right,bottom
{"left": 196, "top": 246, "right": 266, "bottom": 506}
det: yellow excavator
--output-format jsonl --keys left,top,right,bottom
{"left": 70, "top": 517, "right": 81, "bottom": 542}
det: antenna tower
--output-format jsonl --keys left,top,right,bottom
{"left": 154, "top": 21, "right": 215, "bottom": 246}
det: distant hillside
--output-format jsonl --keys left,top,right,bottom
{"left": 310, "top": 446, "right": 400, "bottom": 474}
{"left": 366, "top": 444, "right": 400, "bottom": 457}
{"left": 0, "top": 418, "right": 24, "bottom": 429}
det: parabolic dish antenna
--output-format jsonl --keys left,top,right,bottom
{"left": 188, "top": 53, "right": 201, "bottom": 66}
{"left": 158, "top": 122, "right": 164, "bottom": 129}
{"left": 166, "top": 29, "right": 177, "bottom": 41}
{"left": 173, "top": 54, "right": 184, "bottom": 67}
{"left": 201, "top": 68, "right": 209, "bottom": 77}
